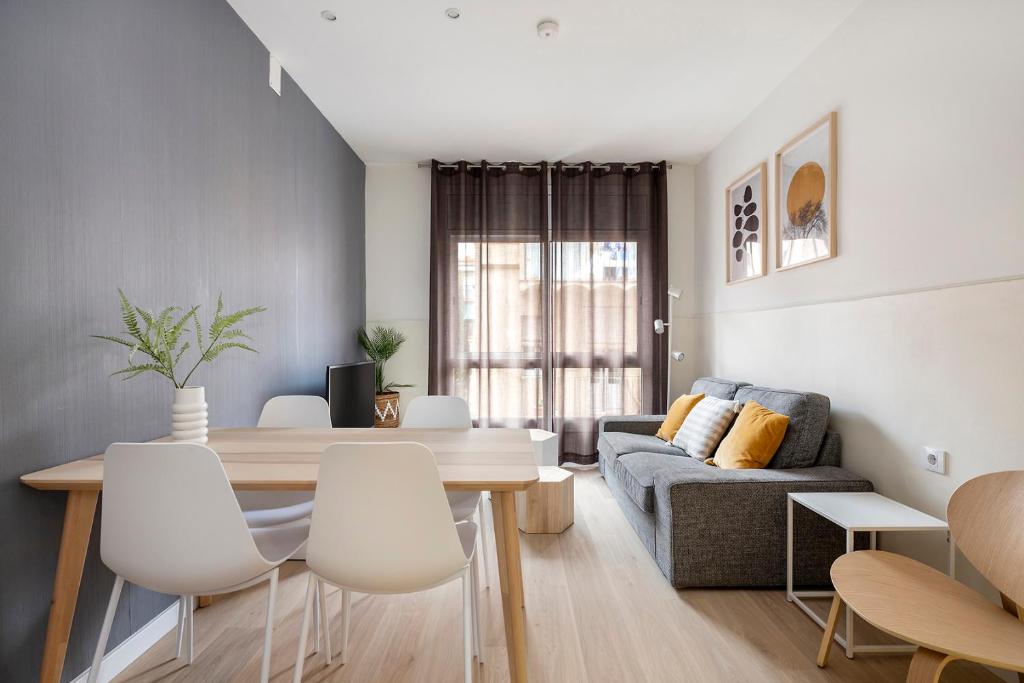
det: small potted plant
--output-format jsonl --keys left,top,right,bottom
{"left": 357, "top": 325, "right": 412, "bottom": 428}
{"left": 94, "top": 289, "right": 265, "bottom": 443}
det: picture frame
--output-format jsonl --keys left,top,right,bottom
{"left": 725, "top": 161, "right": 767, "bottom": 284}
{"left": 775, "top": 111, "right": 837, "bottom": 271}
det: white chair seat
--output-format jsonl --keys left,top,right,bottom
{"left": 456, "top": 521, "right": 478, "bottom": 560}
{"left": 252, "top": 519, "right": 311, "bottom": 564}
{"left": 448, "top": 491, "right": 481, "bottom": 523}
{"left": 244, "top": 500, "right": 315, "bottom": 528}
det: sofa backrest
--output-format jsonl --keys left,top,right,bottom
{"left": 733, "top": 385, "right": 830, "bottom": 469}
{"left": 691, "top": 377, "right": 750, "bottom": 400}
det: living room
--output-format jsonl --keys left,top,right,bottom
{"left": 3, "top": 1, "right": 1023, "bottom": 682}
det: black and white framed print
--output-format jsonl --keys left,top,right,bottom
{"left": 725, "top": 162, "right": 767, "bottom": 284}
{"left": 775, "top": 111, "right": 837, "bottom": 271}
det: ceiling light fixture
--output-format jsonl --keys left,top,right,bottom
{"left": 445, "top": 8, "right": 461, "bottom": 20}
{"left": 320, "top": 10, "right": 337, "bottom": 21}
{"left": 537, "top": 19, "right": 559, "bottom": 39}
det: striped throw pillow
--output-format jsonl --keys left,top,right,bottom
{"left": 672, "top": 396, "right": 741, "bottom": 460}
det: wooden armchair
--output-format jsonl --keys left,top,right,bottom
{"left": 818, "top": 471, "right": 1024, "bottom": 682}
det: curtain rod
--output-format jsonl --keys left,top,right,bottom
{"left": 417, "top": 161, "right": 673, "bottom": 170}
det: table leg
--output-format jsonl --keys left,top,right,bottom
{"left": 786, "top": 497, "right": 794, "bottom": 601}
{"left": 817, "top": 595, "right": 843, "bottom": 667}
{"left": 491, "top": 491, "right": 527, "bottom": 683}
{"left": 906, "top": 647, "right": 953, "bottom": 683}
{"left": 844, "top": 530, "right": 854, "bottom": 659}
{"left": 39, "top": 490, "right": 99, "bottom": 683}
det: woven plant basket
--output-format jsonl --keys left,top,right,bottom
{"left": 373, "top": 392, "right": 400, "bottom": 428}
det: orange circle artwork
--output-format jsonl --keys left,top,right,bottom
{"left": 786, "top": 162, "right": 825, "bottom": 225}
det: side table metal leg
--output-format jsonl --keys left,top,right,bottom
{"left": 786, "top": 497, "right": 794, "bottom": 601}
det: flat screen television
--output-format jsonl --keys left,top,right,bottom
{"left": 326, "top": 361, "right": 375, "bottom": 427}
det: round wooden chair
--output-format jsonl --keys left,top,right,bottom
{"left": 818, "top": 471, "right": 1024, "bottom": 682}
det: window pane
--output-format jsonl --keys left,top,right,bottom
{"left": 553, "top": 368, "right": 642, "bottom": 418}
{"left": 553, "top": 242, "right": 638, "bottom": 356}
{"left": 454, "top": 368, "right": 543, "bottom": 424}
{"left": 455, "top": 242, "right": 543, "bottom": 358}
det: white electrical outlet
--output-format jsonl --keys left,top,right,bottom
{"left": 923, "top": 447, "right": 946, "bottom": 474}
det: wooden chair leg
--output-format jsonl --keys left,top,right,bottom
{"left": 817, "top": 595, "right": 843, "bottom": 667}
{"left": 906, "top": 647, "right": 953, "bottom": 683}
{"left": 1000, "top": 594, "right": 1024, "bottom": 683}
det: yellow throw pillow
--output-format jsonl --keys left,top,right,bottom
{"left": 710, "top": 401, "right": 789, "bottom": 469}
{"left": 656, "top": 393, "right": 705, "bottom": 442}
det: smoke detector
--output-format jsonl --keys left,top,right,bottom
{"left": 537, "top": 20, "right": 559, "bottom": 39}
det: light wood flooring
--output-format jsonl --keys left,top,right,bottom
{"left": 116, "top": 469, "right": 1001, "bottom": 682}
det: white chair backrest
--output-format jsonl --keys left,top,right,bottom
{"left": 307, "top": 442, "right": 469, "bottom": 593}
{"left": 102, "top": 443, "right": 269, "bottom": 594}
{"left": 402, "top": 395, "right": 471, "bottom": 428}
{"left": 257, "top": 395, "right": 332, "bottom": 428}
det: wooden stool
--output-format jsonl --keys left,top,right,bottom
{"left": 516, "top": 466, "right": 574, "bottom": 534}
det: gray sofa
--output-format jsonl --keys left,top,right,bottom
{"left": 598, "top": 377, "right": 873, "bottom": 588}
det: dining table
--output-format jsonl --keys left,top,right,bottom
{"left": 21, "top": 426, "right": 540, "bottom": 683}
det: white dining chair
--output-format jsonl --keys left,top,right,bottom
{"left": 236, "top": 395, "right": 332, "bottom": 528}
{"left": 88, "top": 442, "right": 319, "bottom": 683}
{"left": 402, "top": 395, "right": 491, "bottom": 588}
{"left": 292, "top": 442, "right": 482, "bottom": 683}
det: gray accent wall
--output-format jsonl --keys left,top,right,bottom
{"left": 0, "top": 0, "right": 366, "bottom": 679}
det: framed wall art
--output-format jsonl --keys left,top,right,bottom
{"left": 775, "top": 111, "right": 837, "bottom": 271}
{"left": 725, "top": 162, "right": 767, "bottom": 284}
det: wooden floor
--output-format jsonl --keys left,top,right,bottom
{"left": 117, "top": 469, "right": 1001, "bottom": 683}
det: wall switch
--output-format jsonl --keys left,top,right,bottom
{"left": 923, "top": 447, "right": 947, "bottom": 474}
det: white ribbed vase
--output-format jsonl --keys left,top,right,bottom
{"left": 172, "top": 386, "right": 209, "bottom": 444}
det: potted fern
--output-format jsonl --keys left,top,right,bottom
{"left": 94, "top": 290, "right": 265, "bottom": 443}
{"left": 357, "top": 325, "right": 412, "bottom": 428}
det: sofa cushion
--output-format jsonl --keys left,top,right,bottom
{"left": 711, "top": 401, "right": 790, "bottom": 469}
{"left": 655, "top": 393, "right": 705, "bottom": 442}
{"left": 613, "top": 451, "right": 704, "bottom": 512}
{"left": 672, "top": 396, "right": 740, "bottom": 460}
{"left": 691, "top": 377, "right": 750, "bottom": 400}
{"left": 602, "top": 432, "right": 684, "bottom": 459}
{"left": 733, "top": 386, "right": 829, "bottom": 469}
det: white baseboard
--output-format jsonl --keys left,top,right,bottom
{"left": 70, "top": 599, "right": 180, "bottom": 683}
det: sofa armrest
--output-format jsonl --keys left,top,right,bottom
{"left": 653, "top": 465, "right": 872, "bottom": 588}
{"left": 657, "top": 464, "right": 866, "bottom": 488}
{"left": 598, "top": 415, "right": 665, "bottom": 438}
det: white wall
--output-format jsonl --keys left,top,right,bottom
{"left": 364, "top": 163, "right": 698, "bottom": 413}
{"left": 693, "top": 0, "right": 1024, "bottom": 620}
{"left": 365, "top": 163, "right": 431, "bottom": 413}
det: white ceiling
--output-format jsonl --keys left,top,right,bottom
{"left": 227, "top": 0, "right": 861, "bottom": 164}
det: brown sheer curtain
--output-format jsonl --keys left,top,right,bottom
{"left": 429, "top": 160, "right": 668, "bottom": 462}
{"left": 551, "top": 162, "right": 668, "bottom": 463}
{"left": 428, "top": 160, "right": 549, "bottom": 428}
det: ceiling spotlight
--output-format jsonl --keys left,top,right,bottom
{"left": 320, "top": 9, "right": 337, "bottom": 21}
{"left": 445, "top": 8, "right": 461, "bottom": 19}
{"left": 537, "top": 19, "right": 559, "bottom": 39}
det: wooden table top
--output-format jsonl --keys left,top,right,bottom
{"left": 20, "top": 427, "right": 540, "bottom": 493}
{"left": 832, "top": 550, "right": 1024, "bottom": 672}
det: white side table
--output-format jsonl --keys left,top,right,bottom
{"left": 787, "top": 492, "right": 954, "bottom": 659}
{"left": 529, "top": 429, "right": 559, "bottom": 466}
